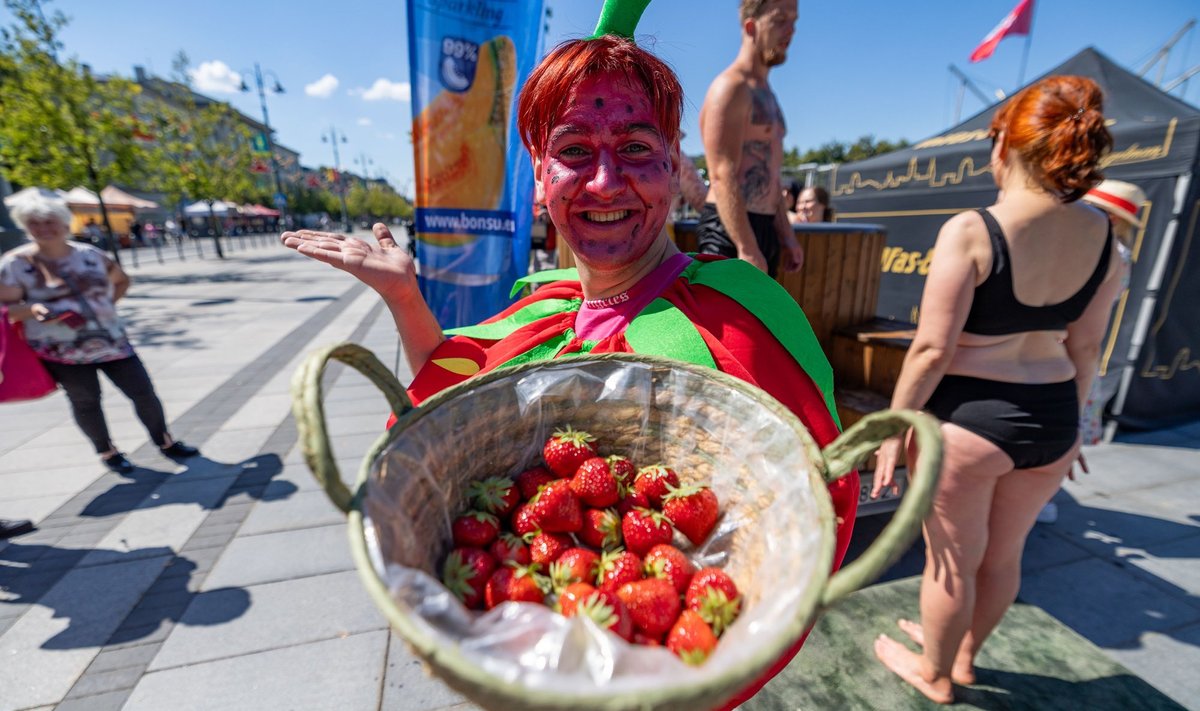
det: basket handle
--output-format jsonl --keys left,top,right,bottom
{"left": 816, "top": 409, "right": 943, "bottom": 609}
{"left": 291, "top": 342, "right": 414, "bottom": 514}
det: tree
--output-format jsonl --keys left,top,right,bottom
{"left": 142, "top": 58, "right": 257, "bottom": 259}
{"left": 0, "top": 0, "right": 155, "bottom": 264}
{"left": 782, "top": 135, "right": 911, "bottom": 168}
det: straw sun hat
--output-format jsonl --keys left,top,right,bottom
{"left": 1082, "top": 180, "right": 1146, "bottom": 226}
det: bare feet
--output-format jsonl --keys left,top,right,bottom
{"left": 874, "top": 634, "right": 955, "bottom": 704}
{"left": 896, "top": 619, "right": 977, "bottom": 685}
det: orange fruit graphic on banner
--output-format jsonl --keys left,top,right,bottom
{"left": 414, "top": 35, "right": 516, "bottom": 247}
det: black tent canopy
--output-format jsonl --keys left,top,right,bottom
{"left": 831, "top": 47, "right": 1200, "bottom": 431}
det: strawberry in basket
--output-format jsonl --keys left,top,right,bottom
{"left": 543, "top": 426, "right": 598, "bottom": 477}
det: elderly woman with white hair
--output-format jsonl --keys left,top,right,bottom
{"left": 0, "top": 189, "right": 199, "bottom": 473}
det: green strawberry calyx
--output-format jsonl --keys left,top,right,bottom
{"left": 552, "top": 425, "right": 596, "bottom": 446}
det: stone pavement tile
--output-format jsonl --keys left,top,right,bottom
{"left": 0, "top": 493, "right": 76, "bottom": 526}
{"left": 197, "top": 426, "right": 280, "bottom": 465}
{"left": 202, "top": 524, "right": 353, "bottom": 590}
{"left": 1124, "top": 479, "right": 1200, "bottom": 531}
{"left": 1022, "top": 524, "right": 1094, "bottom": 573}
{"left": 1067, "top": 443, "right": 1199, "bottom": 499}
{"left": 1048, "top": 493, "right": 1200, "bottom": 561}
{"left": 0, "top": 465, "right": 104, "bottom": 500}
{"left": 147, "top": 569, "right": 386, "bottom": 670}
{"left": 1104, "top": 621, "right": 1200, "bottom": 709}
{"left": 79, "top": 476, "right": 240, "bottom": 567}
{"left": 1122, "top": 534, "right": 1200, "bottom": 605}
{"left": 54, "top": 689, "right": 129, "bottom": 711}
{"left": 0, "top": 554, "right": 168, "bottom": 710}
{"left": 219, "top": 392, "right": 294, "bottom": 431}
{"left": 63, "top": 664, "right": 143, "bottom": 699}
{"left": 1019, "top": 557, "right": 1200, "bottom": 649}
{"left": 382, "top": 633, "right": 476, "bottom": 711}
{"left": 0, "top": 442, "right": 99, "bottom": 472}
{"left": 238, "top": 488, "right": 345, "bottom": 537}
{"left": 86, "top": 643, "right": 160, "bottom": 673}
{"left": 125, "top": 630, "right": 387, "bottom": 711}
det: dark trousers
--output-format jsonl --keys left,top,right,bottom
{"left": 42, "top": 355, "right": 170, "bottom": 454}
{"left": 695, "top": 204, "right": 781, "bottom": 278}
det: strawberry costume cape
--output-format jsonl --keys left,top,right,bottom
{"left": 406, "top": 256, "right": 859, "bottom": 707}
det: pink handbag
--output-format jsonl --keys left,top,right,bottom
{"left": 0, "top": 306, "right": 57, "bottom": 402}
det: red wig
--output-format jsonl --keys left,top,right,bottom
{"left": 990, "top": 75, "right": 1113, "bottom": 202}
{"left": 517, "top": 35, "right": 682, "bottom": 160}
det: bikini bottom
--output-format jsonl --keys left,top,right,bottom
{"left": 925, "top": 374, "right": 1079, "bottom": 470}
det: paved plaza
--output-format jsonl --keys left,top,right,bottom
{"left": 1, "top": 236, "right": 1197, "bottom": 710}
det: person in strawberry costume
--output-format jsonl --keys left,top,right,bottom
{"left": 281, "top": 1, "right": 855, "bottom": 705}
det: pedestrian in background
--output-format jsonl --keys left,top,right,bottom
{"left": 0, "top": 189, "right": 199, "bottom": 473}
{"left": 870, "top": 76, "right": 1121, "bottom": 704}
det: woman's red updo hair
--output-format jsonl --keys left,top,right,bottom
{"left": 517, "top": 35, "right": 683, "bottom": 160}
{"left": 990, "top": 75, "right": 1113, "bottom": 202}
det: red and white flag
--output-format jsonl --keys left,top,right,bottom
{"left": 970, "top": 0, "right": 1034, "bottom": 63}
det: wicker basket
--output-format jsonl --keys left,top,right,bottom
{"left": 292, "top": 345, "right": 942, "bottom": 711}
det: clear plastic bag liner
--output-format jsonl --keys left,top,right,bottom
{"left": 362, "top": 359, "right": 827, "bottom": 697}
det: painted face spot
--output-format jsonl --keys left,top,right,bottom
{"left": 625, "top": 104, "right": 633, "bottom": 114}
{"left": 594, "top": 97, "right": 604, "bottom": 108}
{"left": 551, "top": 175, "right": 561, "bottom": 184}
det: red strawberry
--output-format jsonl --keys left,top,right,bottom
{"left": 578, "top": 507, "right": 623, "bottom": 550}
{"left": 557, "top": 581, "right": 598, "bottom": 617}
{"left": 485, "top": 563, "right": 550, "bottom": 609}
{"left": 633, "top": 465, "right": 680, "bottom": 508}
{"left": 569, "top": 457, "right": 621, "bottom": 507}
{"left": 572, "top": 587, "right": 634, "bottom": 642}
{"left": 511, "top": 503, "right": 539, "bottom": 537}
{"left": 633, "top": 630, "right": 663, "bottom": 646}
{"left": 467, "top": 476, "right": 520, "bottom": 517}
{"left": 442, "top": 547, "right": 497, "bottom": 610}
{"left": 643, "top": 544, "right": 696, "bottom": 594}
{"left": 685, "top": 568, "right": 742, "bottom": 636}
{"left": 489, "top": 533, "right": 531, "bottom": 566}
{"left": 528, "top": 531, "right": 573, "bottom": 566}
{"left": 616, "top": 577, "right": 682, "bottom": 638}
{"left": 543, "top": 426, "right": 598, "bottom": 477}
{"left": 515, "top": 466, "right": 555, "bottom": 500}
{"left": 621, "top": 507, "right": 674, "bottom": 556}
{"left": 451, "top": 511, "right": 501, "bottom": 548}
{"left": 598, "top": 548, "right": 644, "bottom": 593}
{"left": 607, "top": 455, "right": 637, "bottom": 486}
{"left": 661, "top": 484, "right": 720, "bottom": 546}
{"left": 550, "top": 547, "right": 601, "bottom": 591}
{"left": 529, "top": 480, "right": 583, "bottom": 533}
{"left": 667, "top": 610, "right": 718, "bottom": 665}
{"left": 615, "top": 486, "right": 650, "bottom": 517}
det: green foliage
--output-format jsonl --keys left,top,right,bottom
{"left": 0, "top": 0, "right": 153, "bottom": 193}
{"left": 782, "top": 135, "right": 911, "bottom": 168}
{"left": 345, "top": 182, "right": 413, "bottom": 220}
{"left": 140, "top": 52, "right": 257, "bottom": 212}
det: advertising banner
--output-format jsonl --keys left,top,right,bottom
{"left": 407, "top": 0, "right": 545, "bottom": 328}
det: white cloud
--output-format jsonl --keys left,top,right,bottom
{"left": 189, "top": 60, "right": 242, "bottom": 94}
{"left": 304, "top": 73, "right": 339, "bottom": 98}
{"left": 356, "top": 117, "right": 373, "bottom": 126}
{"left": 358, "top": 78, "right": 411, "bottom": 102}
{"left": 381, "top": 132, "right": 397, "bottom": 140}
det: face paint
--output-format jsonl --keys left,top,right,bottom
{"left": 533, "top": 73, "right": 679, "bottom": 272}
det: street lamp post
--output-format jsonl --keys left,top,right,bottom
{"left": 322, "top": 126, "right": 352, "bottom": 231}
{"left": 354, "top": 154, "right": 374, "bottom": 186}
{"left": 240, "top": 63, "right": 288, "bottom": 225}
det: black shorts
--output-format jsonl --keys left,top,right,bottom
{"left": 925, "top": 375, "right": 1079, "bottom": 470}
{"left": 696, "top": 204, "right": 780, "bottom": 278}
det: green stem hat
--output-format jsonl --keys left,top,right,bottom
{"left": 589, "top": 0, "right": 652, "bottom": 40}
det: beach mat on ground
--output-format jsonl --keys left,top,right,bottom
{"left": 743, "top": 576, "right": 1186, "bottom": 711}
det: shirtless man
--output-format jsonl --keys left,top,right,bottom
{"left": 698, "top": 0, "right": 803, "bottom": 277}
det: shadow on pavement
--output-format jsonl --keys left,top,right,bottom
{"left": 848, "top": 488, "right": 1200, "bottom": 653}
{"left": 81, "top": 453, "right": 296, "bottom": 518}
{"left": 0, "top": 542, "right": 249, "bottom": 650}
{"left": 956, "top": 668, "right": 1187, "bottom": 710}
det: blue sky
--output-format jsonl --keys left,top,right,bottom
{"left": 8, "top": 0, "right": 1199, "bottom": 197}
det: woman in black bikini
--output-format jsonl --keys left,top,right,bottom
{"left": 870, "top": 75, "right": 1123, "bottom": 704}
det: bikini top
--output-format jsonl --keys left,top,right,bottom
{"left": 961, "top": 208, "right": 1113, "bottom": 336}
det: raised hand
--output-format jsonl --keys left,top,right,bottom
{"left": 281, "top": 223, "right": 420, "bottom": 305}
